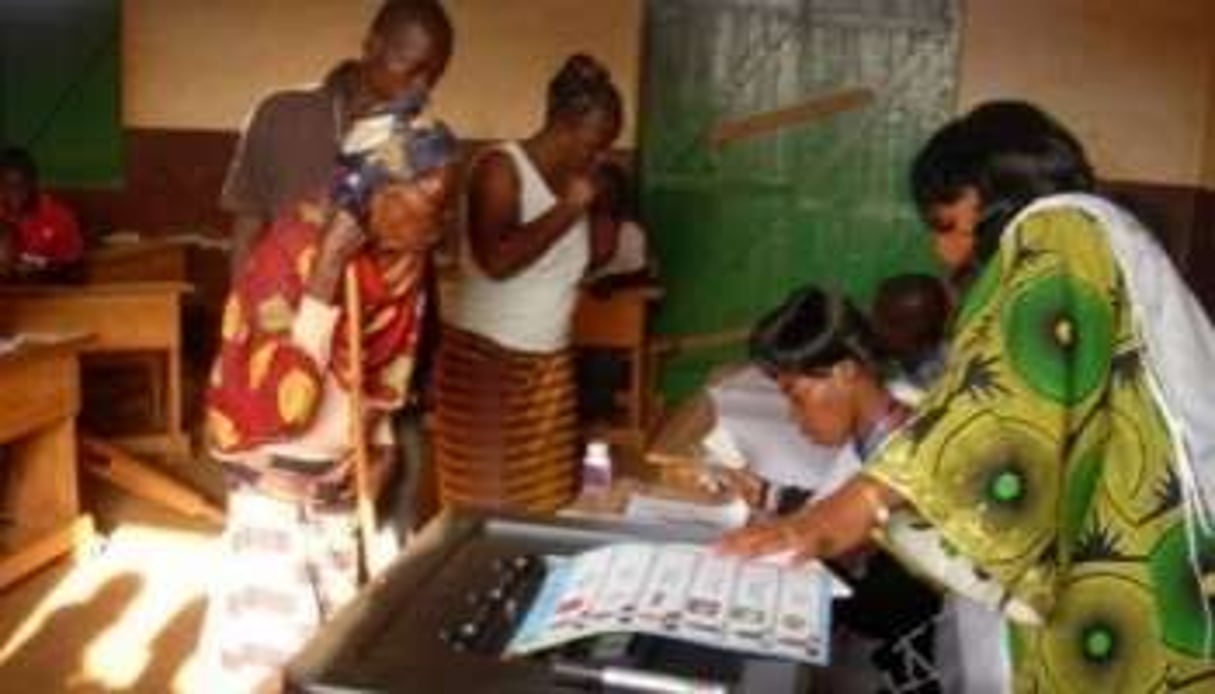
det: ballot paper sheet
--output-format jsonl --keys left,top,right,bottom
{"left": 505, "top": 542, "right": 841, "bottom": 666}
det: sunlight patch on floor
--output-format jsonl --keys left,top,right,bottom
{"left": 0, "top": 521, "right": 217, "bottom": 692}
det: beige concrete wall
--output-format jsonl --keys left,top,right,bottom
{"left": 123, "top": 0, "right": 643, "bottom": 143}
{"left": 125, "top": 1, "right": 1215, "bottom": 184}
{"left": 1204, "top": 65, "right": 1215, "bottom": 187}
{"left": 957, "top": 0, "right": 1215, "bottom": 186}
{"left": 123, "top": 1, "right": 371, "bottom": 130}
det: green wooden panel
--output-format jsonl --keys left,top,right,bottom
{"left": 641, "top": 0, "right": 960, "bottom": 401}
{"left": 1, "top": 0, "right": 122, "bottom": 187}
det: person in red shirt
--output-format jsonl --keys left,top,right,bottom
{"left": 0, "top": 146, "right": 84, "bottom": 280}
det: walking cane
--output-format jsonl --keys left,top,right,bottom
{"left": 344, "top": 265, "right": 378, "bottom": 583}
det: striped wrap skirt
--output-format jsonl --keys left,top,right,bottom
{"left": 433, "top": 325, "right": 579, "bottom": 512}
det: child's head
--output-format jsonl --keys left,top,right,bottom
{"left": 750, "top": 286, "right": 883, "bottom": 447}
{"left": 360, "top": 0, "right": 454, "bottom": 105}
{"left": 872, "top": 273, "right": 950, "bottom": 367}
{"left": 0, "top": 146, "right": 38, "bottom": 219}
{"left": 339, "top": 108, "right": 458, "bottom": 251}
{"left": 367, "top": 167, "right": 455, "bottom": 252}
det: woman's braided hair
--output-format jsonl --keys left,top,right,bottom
{"left": 546, "top": 53, "right": 622, "bottom": 124}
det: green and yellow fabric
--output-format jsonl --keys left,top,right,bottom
{"left": 865, "top": 202, "right": 1215, "bottom": 691}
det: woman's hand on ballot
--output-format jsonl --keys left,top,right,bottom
{"left": 714, "top": 477, "right": 900, "bottom": 564}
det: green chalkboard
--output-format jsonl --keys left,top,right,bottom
{"left": 1, "top": 0, "right": 122, "bottom": 187}
{"left": 641, "top": 0, "right": 960, "bottom": 401}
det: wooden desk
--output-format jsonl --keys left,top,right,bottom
{"left": 0, "top": 339, "right": 95, "bottom": 590}
{"left": 571, "top": 283, "right": 663, "bottom": 450}
{"left": 0, "top": 282, "right": 191, "bottom": 460}
{"left": 0, "top": 284, "right": 223, "bottom": 524}
{"left": 85, "top": 240, "right": 190, "bottom": 284}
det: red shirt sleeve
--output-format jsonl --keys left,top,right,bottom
{"left": 16, "top": 194, "right": 83, "bottom": 264}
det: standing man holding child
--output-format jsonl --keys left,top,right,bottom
{"left": 220, "top": 0, "right": 454, "bottom": 274}
{"left": 204, "top": 2, "right": 456, "bottom": 690}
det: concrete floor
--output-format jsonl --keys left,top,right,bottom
{"left": 0, "top": 482, "right": 221, "bottom": 693}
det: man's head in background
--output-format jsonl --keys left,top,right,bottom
{"left": 0, "top": 146, "right": 38, "bottom": 220}
{"left": 871, "top": 273, "right": 951, "bottom": 377}
{"left": 359, "top": 0, "right": 454, "bottom": 108}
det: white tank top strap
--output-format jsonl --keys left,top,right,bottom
{"left": 497, "top": 141, "right": 556, "bottom": 210}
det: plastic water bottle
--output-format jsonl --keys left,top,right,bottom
{"left": 581, "top": 440, "right": 613, "bottom": 495}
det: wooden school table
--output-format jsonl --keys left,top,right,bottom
{"left": 0, "top": 337, "right": 95, "bottom": 590}
{"left": 571, "top": 283, "right": 663, "bottom": 451}
{"left": 84, "top": 239, "right": 191, "bottom": 284}
{"left": 0, "top": 282, "right": 190, "bottom": 459}
{"left": 0, "top": 283, "right": 223, "bottom": 524}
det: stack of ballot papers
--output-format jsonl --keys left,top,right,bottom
{"left": 506, "top": 542, "right": 850, "bottom": 666}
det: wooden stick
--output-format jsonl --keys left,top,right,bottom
{"left": 709, "top": 87, "right": 875, "bottom": 147}
{"left": 649, "top": 327, "right": 751, "bottom": 357}
{"left": 80, "top": 435, "right": 225, "bottom": 525}
{"left": 344, "top": 266, "right": 377, "bottom": 583}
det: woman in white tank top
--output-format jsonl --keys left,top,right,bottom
{"left": 435, "top": 54, "right": 623, "bottom": 512}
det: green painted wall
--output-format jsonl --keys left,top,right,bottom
{"left": 1, "top": 0, "right": 122, "bottom": 187}
{"left": 641, "top": 0, "right": 960, "bottom": 401}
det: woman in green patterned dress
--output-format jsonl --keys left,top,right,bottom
{"left": 718, "top": 101, "right": 1215, "bottom": 691}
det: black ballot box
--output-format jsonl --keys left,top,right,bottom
{"left": 285, "top": 510, "right": 814, "bottom": 693}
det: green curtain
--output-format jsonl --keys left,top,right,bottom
{"left": 641, "top": 0, "right": 960, "bottom": 400}
{"left": 1, "top": 0, "right": 122, "bottom": 187}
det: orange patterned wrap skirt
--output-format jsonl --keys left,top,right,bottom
{"left": 433, "top": 325, "right": 580, "bottom": 512}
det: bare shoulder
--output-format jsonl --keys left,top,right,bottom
{"left": 471, "top": 147, "right": 518, "bottom": 180}
{"left": 469, "top": 147, "right": 521, "bottom": 196}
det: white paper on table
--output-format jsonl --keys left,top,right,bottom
{"left": 101, "top": 230, "right": 143, "bottom": 244}
{"left": 167, "top": 232, "right": 232, "bottom": 251}
{"left": 0, "top": 330, "right": 91, "bottom": 356}
{"left": 587, "top": 220, "right": 648, "bottom": 279}
{"left": 623, "top": 494, "right": 750, "bottom": 530}
{"left": 701, "top": 422, "right": 747, "bottom": 470}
